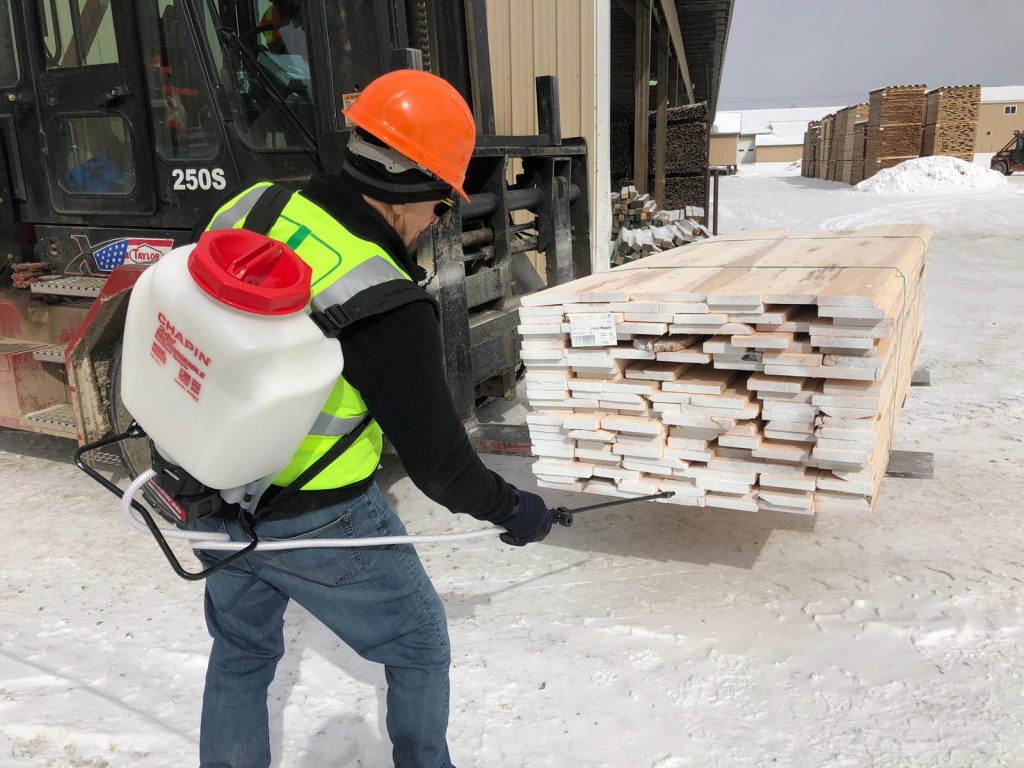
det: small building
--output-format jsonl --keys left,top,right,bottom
{"left": 976, "top": 86, "right": 1024, "bottom": 152}
{"left": 711, "top": 106, "right": 842, "bottom": 164}
{"left": 754, "top": 126, "right": 809, "bottom": 163}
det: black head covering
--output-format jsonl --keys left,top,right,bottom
{"left": 338, "top": 129, "right": 453, "bottom": 204}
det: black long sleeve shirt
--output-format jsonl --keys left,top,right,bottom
{"left": 258, "top": 175, "right": 516, "bottom": 524}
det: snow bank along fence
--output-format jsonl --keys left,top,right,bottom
{"left": 517, "top": 224, "right": 929, "bottom": 515}
{"left": 802, "top": 84, "right": 981, "bottom": 184}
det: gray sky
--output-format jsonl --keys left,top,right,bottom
{"left": 717, "top": 0, "right": 1024, "bottom": 110}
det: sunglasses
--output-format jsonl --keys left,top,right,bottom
{"left": 433, "top": 197, "right": 455, "bottom": 218}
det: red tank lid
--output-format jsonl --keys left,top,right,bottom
{"left": 188, "top": 229, "right": 311, "bottom": 315}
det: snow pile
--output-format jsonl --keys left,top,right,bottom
{"left": 855, "top": 155, "right": 1010, "bottom": 195}
{"left": 786, "top": 159, "right": 802, "bottom": 172}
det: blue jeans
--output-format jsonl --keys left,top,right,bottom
{"left": 189, "top": 484, "right": 453, "bottom": 768}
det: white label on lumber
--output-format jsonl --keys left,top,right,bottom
{"left": 569, "top": 314, "right": 617, "bottom": 347}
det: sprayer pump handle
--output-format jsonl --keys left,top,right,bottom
{"left": 551, "top": 507, "right": 574, "bottom": 528}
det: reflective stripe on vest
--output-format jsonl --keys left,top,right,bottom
{"left": 307, "top": 412, "right": 366, "bottom": 438}
{"left": 205, "top": 183, "right": 413, "bottom": 491}
{"left": 207, "top": 183, "right": 272, "bottom": 230}
{"left": 310, "top": 256, "right": 407, "bottom": 312}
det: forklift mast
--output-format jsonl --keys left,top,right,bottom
{"left": 0, "top": 0, "right": 590, "bottom": 451}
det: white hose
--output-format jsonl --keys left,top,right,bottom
{"left": 121, "top": 469, "right": 504, "bottom": 552}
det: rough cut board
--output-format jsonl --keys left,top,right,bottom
{"left": 520, "top": 224, "right": 929, "bottom": 516}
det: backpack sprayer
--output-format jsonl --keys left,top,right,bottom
{"left": 74, "top": 228, "right": 673, "bottom": 581}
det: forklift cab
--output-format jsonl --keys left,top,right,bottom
{"left": 1011, "top": 133, "right": 1024, "bottom": 165}
{"left": 0, "top": 0, "right": 403, "bottom": 237}
{"left": 0, "top": 0, "right": 591, "bottom": 450}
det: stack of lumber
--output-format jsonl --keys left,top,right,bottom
{"left": 649, "top": 103, "right": 709, "bottom": 211}
{"left": 801, "top": 128, "right": 812, "bottom": 177}
{"left": 609, "top": 119, "right": 634, "bottom": 189}
{"left": 850, "top": 121, "right": 869, "bottom": 186}
{"left": 921, "top": 85, "right": 980, "bottom": 161}
{"left": 611, "top": 186, "right": 704, "bottom": 234}
{"left": 806, "top": 121, "right": 823, "bottom": 179}
{"left": 866, "top": 85, "right": 926, "bottom": 178}
{"left": 828, "top": 110, "right": 848, "bottom": 181}
{"left": 817, "top": 114, "right": 835, "bottom": 181}
{"left": 836, "top": 105, "right": 870, "bottom": 184}
{"left": 611, "top": 186, "right": 655, "bottom": 233}
{"left": 519, "top": 224, "right": 929, "bottom": 515}
{"left": 610, "top": 188, "right": 709, "bottom": 266}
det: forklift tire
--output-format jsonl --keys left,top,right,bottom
{"left": 992, "top": 161, "right": 1009, "bottom": 176}
{"left": 108, "top": 343, "right": 182, "bottom": 526}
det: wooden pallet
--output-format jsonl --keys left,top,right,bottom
{"left": 519, "top": 224, "right": 930, "bottom": 515}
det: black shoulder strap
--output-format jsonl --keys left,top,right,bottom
{"left": 242, "top": 184, "right": 295, "bottom": 236}
{"left": 253, "top": 413, "right": 374, "bottom": 522}
{"left": 311, "top": 281, "right": 439, "bottom": 338}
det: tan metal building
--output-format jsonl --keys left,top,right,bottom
{"left": 709, "top": 134, "right": 739, "bottom": 166}
{"left": 976, "top": 86, "right": 1024, "bottom": 153}
{"left": 754, "top": 142, "right": 802, "bottom": 163}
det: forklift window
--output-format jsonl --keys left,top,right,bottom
{"left": 0, "top": 0, "right": 19, "bottom": 86}
{"left": 138, "top": 0, "right": 221, "bottom": 161}
{"left": 39, "top": 0, "right": 119, "bottom": 68}
{"left": 201, "top": 0, "right": 314, "bottom": 151}
{"left": 53, "top": 115, "right": 137, "bottom": 194}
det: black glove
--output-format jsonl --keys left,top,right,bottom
{"left": 500, "top": 488, "right": 553, "bottom": 546}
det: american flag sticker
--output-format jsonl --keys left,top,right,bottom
{"left": 92, "top": 238, "right": 174, "bottom": 272}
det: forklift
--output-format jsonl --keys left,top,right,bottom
{"left": 990, "top": 131, "right": 1024, "bottom": 175}
{"left": 0, "top": 0, "right": 591, "bottom": 496}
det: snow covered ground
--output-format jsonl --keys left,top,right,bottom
{"left": 3, "top": 164, "right": 1024, "bottom": 767}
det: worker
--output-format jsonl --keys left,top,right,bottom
{"left": 260, "top": 0, "right": 307, "bottom": 58}
{"left": 187, "top": 69, "right": 552, "bottom": 768}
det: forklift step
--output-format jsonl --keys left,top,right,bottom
{"left": 23, "top": 404, "right": 78, "bottom": 438}
{"left": 32, "top": 344, "right": 67, "bottom": 365}
{"left": 0, "top": 338, "right": 43, "bottom": 355}
{"left": 30, "top": 276, "right": 107, "bottom": 299}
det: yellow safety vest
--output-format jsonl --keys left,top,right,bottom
{"left": 205, "top": 182, "right": 415, "bottom": 490}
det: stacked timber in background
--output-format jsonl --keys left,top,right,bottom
{"left": 817, "top": 114, "right": 835, "bottom": 181}
{"left": 837, "top": 105, "right": 870, "bottom": 183}
{"left": 648, "top": 103, "right": 709, "bottom": 211}
{"left": 921, "top": 85, "right": 980, "bottom": 161}
{"left": 828, "top": 109, "right": 848, "bottom": 181}
{"left": 850, "top": 121, "right": 869, "bottom": 185}
{"left": 519, "top": 224, "right": 929, "bottom": 515}
{"left": 802, "top": 121, "right": 822, "bottom": 179}
{"left": 866, "top": 85, "right": 927, "bottom": 177}
{"left": 610, "top": 102, "right": 710, "bottom": 214}
{"left": 610, "top": 187, "right": 709, "bottom": 266}
{"left": 609, "top": 119, "right": 634, "bottom": 187}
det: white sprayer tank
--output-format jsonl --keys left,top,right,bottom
{"left": 120, "top": 229, "right": 344, "bottom": 491}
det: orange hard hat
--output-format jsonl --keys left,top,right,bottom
{"left": 343, "top": 70, "right": 476, "bottom": 200}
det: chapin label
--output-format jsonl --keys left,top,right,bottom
{"left": 151, "top": 313, "right": 213, "bottom": 402}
